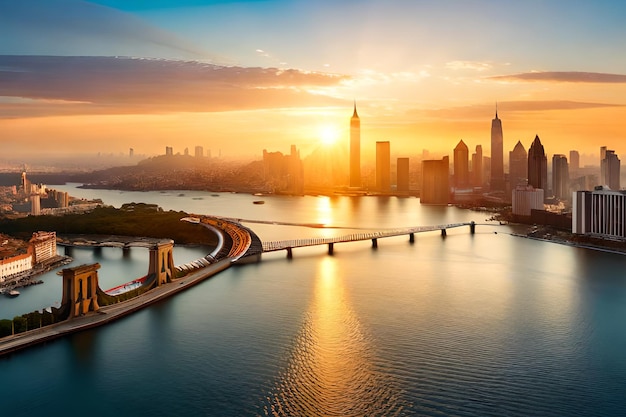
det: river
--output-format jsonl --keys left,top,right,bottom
{"left": 1, "top": 185, "right": 625, "bottom": 416}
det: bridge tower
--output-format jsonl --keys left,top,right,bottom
{"left": 148, "top": 241, "right": 175, "bottom": 286}
{"left": 61, "top": 263, "right": 101, "bottom": 318}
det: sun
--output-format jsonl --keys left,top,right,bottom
{"left": 319, "top": 125, "right": 340, "bottom": 146}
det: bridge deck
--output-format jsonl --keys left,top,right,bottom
{"left": 262, "top": 222, "right": 473, "bottom": 252}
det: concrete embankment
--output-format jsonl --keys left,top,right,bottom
{"left": 0, "top": 259, "right": 232, "bottom": 357}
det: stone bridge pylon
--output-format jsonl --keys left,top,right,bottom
{"left": 148, "top": 241, "right": 175, "bottom": 286}
{"left": 61, "top": 263, "right": 102, "bottom": 319}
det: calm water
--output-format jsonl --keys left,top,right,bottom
{"left": 1, "top": 185, "right": 626, "bottom": 416}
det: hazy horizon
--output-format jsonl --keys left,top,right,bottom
{"left": 2, "top": 0, "right": 625, "bottom": 165}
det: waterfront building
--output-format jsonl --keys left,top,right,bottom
{"left": 509, "top": 141, "right": 528, "bottom": 188}
{"left": 490, "top": 108, "right": 504, "bottom": 192}
{"left": 573, "top": 187, "right": 626, "bottom": 239}
{"left": 396, "top": 157, "right": 409, "bottom": 194}
{"left": 552, "top": 154, "right": 570, "bottom": 200}
{"left": 471, "top": 145, "right": 483, "bottom": 188}
{"left": 0, "top": 253, "right": 32, "bottom": 283}
{"left": 376, "top": 141, "right": 391, "bottom": 192}
{"left": 350, "top": 102, "right": 361, "bottom": 188}
{"left": 453, "top": 140, "right": 469, "bottom": 189}
{"left": 421, "top": 156, "right": 449, "bottom": 205}
{"left": 600, "top": 147, "right": 621, "bottom": 190}
{"left": 512, "top": 186, "right": 544, "bottom": 216}
{"left": 29, "top": 231, "right": 57, "bottom": 264}
{"left": 528, "top": 135, "right": 548, "bottom": 194}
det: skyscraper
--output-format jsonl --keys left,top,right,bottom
{"left": 509, "top": 140, "right": 528, "bottom": 188}
{"left": 397, "top": 157, "right": 410, "bottom": 194}
{"left": 195, "top": 146, "right": 204, "bottom": 158}
{"left": 350, "top": 102, "right": 361, "bottom": 188}
{"left": 552, "top": 154, "right": 569, "bottom": 200}
{"left": 490, "top": 108, "right": 504, "bottom": 191}
{"left": 528, "top": 135, "right": 548, "bottom": 192}
{"left": 453, "top": 140, "right": 469, "bottom": 189}
{"left": 421, "top": 156, "right": 450, "bottom": 205}
{"left": 376, "top": 141, "right": 391, "bottom": 192}
{"left": 601, "top": 147, "right": 621, "bottom": 190}
{"left": 471, "top": 145, "right": 483, "bottom": 187}
{"left": 569, "top": 150, "right": 580, "bottom": 177}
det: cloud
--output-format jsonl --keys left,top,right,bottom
{"left": 445, "top": 61, "right": 492, "bottom": 72}
{"left": 0, "top": 55, "right": 349, "bottom": 118}
{"left": 487, "top": 71, "right": 626, "bottom": 83}
{"left": 410, "top": 100, "right": 624, "bottom": 119}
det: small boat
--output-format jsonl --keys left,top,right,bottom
{"left": 7, "top": 290, "right": 20, "bottom": 297}
{"left": 253, "top": 200, "right": 265, "bottom": 205}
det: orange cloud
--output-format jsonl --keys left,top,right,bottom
{"left": 487, "top": 71, "right": 626, "bottom": 83}
{"left": 0, "top": 56, "right": 349, "bottom": 118}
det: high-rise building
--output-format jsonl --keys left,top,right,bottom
{"left": 569, "top": 150, "right": 580, "bottom": 177}
{"left": 129, "top": 148, "right": 134, "bottom": 158}
{"left": 397, "top": 157, "right": 410, "bottom": 194}
{"left": 421, "top": 156, "right": 449, "bottom": 205}
{"left": 528, "top": 135, "right": 547, "bottom": 193}
{"left": 165, "top": 146, "right": 173, "bottom": 156}
{"left": 453, "top": 140, "right": 469, "bottom": 189}
{"left": 509, "top": 140, "right": 528, "bottom": 188}
{"left": 30, "top": 194, "right": 41, "bottom": 216}
{"left": 490, "top": 108, "right": 504, "bottom": 191}
{"left": 512, "top": 186, "right": 544, "bottom": 216}
{"left": 600, "top": 147, "right": 621, "bottom": 190}
{"left": 552, "top": 154, "right": 569, "bottom": 200}
{"left": 350, "top": 102, "right": 361, "bottom": 188}
{"left": 376, "top": 141, "right": 391, "bottom": 192}
{"left": 195, "top": 146, "right": 204, "bottom": 158}
{"left": 573, "top": 187, "right": 626, "bottom": 238}
{"left": 471, "top": 145, "right": 483, "bottom": 188}
{"left": 262, "top": 145, "right": 304, "bottom": 194}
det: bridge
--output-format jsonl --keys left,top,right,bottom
{"left": 259, "top": 221, "right": 477, "bottom": 258}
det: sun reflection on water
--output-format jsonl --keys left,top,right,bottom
{"left": 263, "top": 257, "right": 407, "bottom": 416}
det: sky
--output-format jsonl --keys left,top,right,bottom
{"left": 1, "top": 0, "right": 626, "bottom": 165}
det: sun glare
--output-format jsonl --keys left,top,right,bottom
{"left": 319, "top": 125, "right": 339, "bottom": 146}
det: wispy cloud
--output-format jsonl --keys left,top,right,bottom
{"left": 445, "top": 61, "right": 492, "bottom": 72}
{"left": 410, "top": 100, "right": 624, "bottom": 119}
{"left": 488, "top": 71, "right": 626, "bottom": 83}
{"left": 0, "top": 56, "right": 349, "bottom": 118}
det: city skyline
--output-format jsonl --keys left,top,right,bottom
{"left": 1, "top": 1, "right": 626, "bottom": 162}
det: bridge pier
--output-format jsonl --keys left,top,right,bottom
{"left": 328, "top": 243, "right": 334, "bottom": 255}
{"left": 470, "top": 221, "right": 476, "bottom": 234}
{"left": 372, "top": 238, "right": 378, "bottom": 249}
{"left": 286, "top": 247, "right": 293, "bottom": 259}
{"left": 441, "top": 229, "right": 447, "bottom": 237}
{"left": 122, "top": 246, "right": 131, "bottom": 257}
{"left": 409, "top": 233, "right": 415, "bottom": 243}
{"left": 64, "top": 246, "right": 73, "bottom": 256}
{"left": 93, "top": 246, "right": 102, "bottom": 255}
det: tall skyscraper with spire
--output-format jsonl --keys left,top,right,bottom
{"left": 490, "top": 106, "right": 504, "bottom": 192}
{"left": 350, "top": 102, "right": 361, "bottom": 188}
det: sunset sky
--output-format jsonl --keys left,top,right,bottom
{"left": 1, "top": 0, "right": 626, "bottom": 166}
